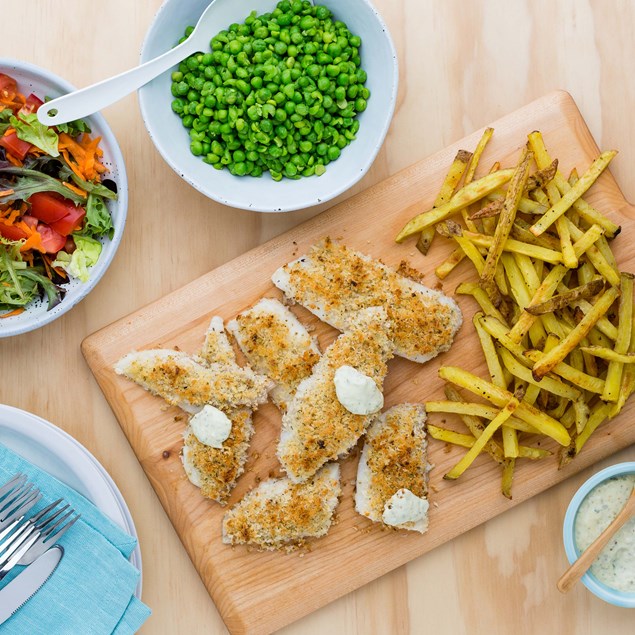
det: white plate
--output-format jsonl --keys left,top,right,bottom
{"left": 0, "top": 404, "right": 142, "bottom": 597}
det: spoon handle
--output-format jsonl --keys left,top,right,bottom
{"left": 37, "top": 38, "right": 200, "bottom": 127}
{"left": 557, "top": 487, "right": 635, "bottom": 593}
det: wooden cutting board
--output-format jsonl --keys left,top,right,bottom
{"left": 82, "top": 91, "right": 635, "bottom": 635}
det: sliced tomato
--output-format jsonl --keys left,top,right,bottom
{"left": 25, "top": 93, "right": 43, "bottom": 111}
{"left": 37, "top": 224, "right": 66, "bottom": 254}
{"left": 0, "top": 223, "right": 28, "bottom": 242}
{"left": 0, "top": 132, "right": 31, "bottom": 161}
{"left": 29, "top": 192, "right": 73, "bottom": 224}
{"left": 48, "top": 205, "right": 86, "bottom": 236}
{"left": 0, "top": 74, "right": 17, "bottom": 95}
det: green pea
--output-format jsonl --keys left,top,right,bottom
{"left": 350, "top": 35, "right": 362, "bottom": 48}
{"left": 327, "top": 146, "right": 341, "bottom": 161}
{"left": 171, "top": 99, "right": 185, "bottom": 114}
{"left": 190, "top": 140, "right": 203, "bottom": 156}
{"left": 354, "top": 97, "right": 367, "bottom": 112}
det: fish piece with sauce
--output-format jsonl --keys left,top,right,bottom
{"left": 355, "top": 403, "right": 430, "bottom": 533}
{"left": 181, "top": 317, "right": 257, "bottom": 504}
{"left": 278, "top": 306, "right": 394, "bottom": 482}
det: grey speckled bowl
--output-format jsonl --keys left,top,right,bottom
{"left": 139, "top": 0, "right": 398, "bottom": 212}
{"left": 0, "top": 59, "right": 128, "bottom": 338}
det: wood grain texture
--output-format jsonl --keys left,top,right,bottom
{"left": 83, "top": 91, "right": 635, "bottom": 635}
{"left": 2, "top": 1, "right": 635, "bottom": 634}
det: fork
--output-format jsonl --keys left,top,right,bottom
{"left": 17, "top": 500, "right": 80, "bottom": 565}
{"left": 0, "top": 475, "right": 42, "bottom": 531}
{"left": 0, "top": 517, "right": 40, "bottom": 580}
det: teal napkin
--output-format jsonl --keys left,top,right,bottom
{"left": 0, "top": 444, "right": 151, "bottom": 634}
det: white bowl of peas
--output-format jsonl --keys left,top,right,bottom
{"left": 139, "top": 0, "right": 398, "bottom": 212}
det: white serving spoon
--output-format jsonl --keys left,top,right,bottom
{"left": 38, "top": 0, "right": 314, "bottom": 127}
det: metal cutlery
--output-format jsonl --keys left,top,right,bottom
{"left": 17, "top": 500, "right": 80, "bottom": 565}
{"left": 0, "top": 474, "right": 79, "bottom": 578}
{"left": 0, "top": 474, "right": 42, "bottom": 531}
{"left": 0, "top": 546, "right": 64, "bottom": 626}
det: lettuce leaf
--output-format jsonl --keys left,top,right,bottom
{"left": 11, "top": 113, "right": 59, "bottom": 157}
{"left": 0, "top": 238, "right": 64, "bottom": 311}
{"left": 0, "top": 109, "right": 12, "bottom": 137}
{"left": 52, "top": 234, "right": 102, "bottom": 282}
{"left": 0, "top": 167, "right": 84, "bottom": 205}
{"left": 77, "top": 193, "right": 114, "bottom": 239}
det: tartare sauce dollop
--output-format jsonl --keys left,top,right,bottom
{"left": 382, "top": 488, "right": 429, "bottom": 527}
{"left": 574, "top": 474, "right": 635, "bottom": 593}
{"left": 190, "top": 405, "right": 232, "bottom": 448}
{"left": 334, "top": 365, "right": 384, "bottom": 415}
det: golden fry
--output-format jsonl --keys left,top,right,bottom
{"left": 416, "top": 149, "right": 472, "bottom": 255}
{"left": 531, "top": 287, "right": 620, "bottom": 380}
{"left": 395, "top": 169, "right": 514, "bottom": 242}
{"left": 528, "top": 131, "right": 620, "bottom": 237}
{"left": 438, "top": 366, "right": 571, "bottom": 446}
{"left": 602, "top": 273, "right": 634, "bottom": 402}
{"left": 480, "top": 148, "right": 532, "bottom": 301}
{"left": 525, "top": 279, "right": 604, "bottom": 315}
{"left": 444, "top": 396, "right": 520, "bottom": 480}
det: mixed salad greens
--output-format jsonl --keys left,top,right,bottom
{"left": 0, "top": 72, "right": 116, "bottom": 317}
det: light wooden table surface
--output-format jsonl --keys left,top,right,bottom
{"left": 3, "top": 1, "right": 635, "bottom": 633}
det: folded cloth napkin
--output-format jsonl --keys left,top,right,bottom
{"left": 0, "top": 443, "right": 151, "bottom": 634}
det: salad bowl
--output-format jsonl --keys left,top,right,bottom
{"left": 139, "top": 0, "right": 398, "bottom": 212}
{"left": 0, "top": 58, "right": 128, "bottom": 337}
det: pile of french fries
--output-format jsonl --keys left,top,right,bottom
{"left": 396, "top": 129, "right": 633, "bottom": 498}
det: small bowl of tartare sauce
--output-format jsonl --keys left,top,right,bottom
{"left": 563, "top": 462, "right": 635, "bottom": 607}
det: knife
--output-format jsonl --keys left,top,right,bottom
{"left": 0, "top": 545, "right": 64, "bottom": 625}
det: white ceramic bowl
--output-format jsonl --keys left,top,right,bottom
{"left": 0, "top": 59, "right": 128, "bottom": 337}
{"left": 563, "top": 462, "right": 635, "bottom": 608}
{"left": 139, "top": 0, "right": 398, "bottom": 212}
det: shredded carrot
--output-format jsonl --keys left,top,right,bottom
{"left": 6, "top": 153, "right": 22, "bottom": 167}
{"left": 3, "top": 128, "right": 15, "bottom": 137}
{"left": 0, "top": 189, "right": 15, "bottom": 197}
{"left": 19, "top": 231, "right": 44, "bottom": 253}
{"left": 0, "top": 308, "right": 25, "bottom": 318}
{"left": 62, "top": 182, "right": 87, "bottom": 198}
{"left": 60, "top": 149, "right": 84, "bottom": 180}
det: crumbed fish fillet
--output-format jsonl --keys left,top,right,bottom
{"left": 114, "top": 349, "right": 271, "bottom": 414}
{"left": 182, "top": 409, "right": 254, "bottom": 504}
{"left": 278, "top": 306, "right": 394, "bottom": 482}
{"left": 197, "top": 315, "right": 238, "bottom": 366}
{"left": 272, "top": 237, "right": 462, "bottom": 363}
{"left": 227, "top": 298, "right": 320, "bottom": 411}
{"left": 355, "top": 404, "right": 430, "bottom": 533}
{"left": 222, "top": 463, "right": 340, "bottom": 550}
{"left": 181, "top": 317, "right": 255, "bottom": 503}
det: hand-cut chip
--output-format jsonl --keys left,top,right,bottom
{"left": 272, "top": 237, "right": 462, "bottom": 363}
{"left": 222, "top": 463, "right": 341, "bottom": 551}
{"left": 278, "top": 306, "right": 394, "bottom": 482}
{"left": 114, "top": 349, "right": 271, "bottom": 413}
{"left": 227, "top": 298, "right": 321, "bottom": 411}
{"left": 355, "top": 404, "right": 430, "bottom": 533}
{"left": 181, "top": 317, "right": 256, "bottom": 503}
